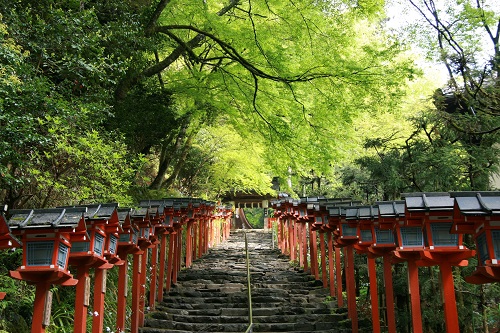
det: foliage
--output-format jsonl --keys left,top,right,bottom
{"left": 335, "top": 0, "right": 500, "bottom": 201}
{"left": 243, "top": 208, "right": 264, "bottom": 229}
{"left": 109, "top": 0, "right": 417, "bottom": 196}
{"left": 0, "top": 5, "right": 143, "bottom": 208}
{"left": 0, "top": 249, "right": 31, "bottom": 333}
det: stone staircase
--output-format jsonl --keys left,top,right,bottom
{"left": 140, "top": 229, "right": 350, "bottom": 333}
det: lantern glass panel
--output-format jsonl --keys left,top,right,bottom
{"left": 109, "top": 235, "right": 118, "bottom": 254}
{"left": 27, "top": 241, "right": 54, "bottom": 266}
{"left": 119, "top": 233, "right": 130, "bottom": 242}
{"left": 141, "top": 227, "right": 150, "bottom": 238}
{"left": 361, "top": 229, "right": 372, "bottom": 242}
{"left": 300, "top": 209, "right": 306, "bottom": 217}
{"left": 342, "top": 224, "right": 357, "bottom": 237}
{"left": 493, "top": 230, "right": 500, "bottom": 260}
{"left": 401, "top": 227, "right": 423, "bottom": 247}
{"left": 375, "top": 228, "right": 394, "bottom": 244}
{"left": 476, "top": 232, "right": 490, "bottom": 265}
{"left": 94, "top": 233, "right": 104, "bottom": 256}
{"left": 57, "top": 243, "right": 69, "bottom": 268}
{"left": 315, "top": 216, "right": 322, "bottom": 223}
{"left": 71, "top": 241, "right": 90, "bottom": 253}
{"left": 430, "top": 223, "right": 457, "bottom": 246}
{"left": 165, "top": 216, "right": 171, "bottom": 226}
{"left": 132, "top": 229, "right": 138, "bottom": 244}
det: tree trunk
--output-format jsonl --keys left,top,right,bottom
{"left": 162, "top": 131, "right": 195, "bottom": 189}
{"left": 149, "top": 119, "right": 190, "bottom": 190}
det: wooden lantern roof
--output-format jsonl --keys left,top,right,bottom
{"left": 403, "top": 192, "right": 454, "bottom": 226}
{"left": 8, "top": 207, "right": 87, "bottom": 231}
{"left": 376, "top": 200, "right": 405, "bottom": 229}
{"left": 450, "top": 192, "right": 500, "bottom": 283}
{"left": 451, "top": 191, "right": 500, "bottom": 234}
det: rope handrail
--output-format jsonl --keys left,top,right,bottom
{"left": 244, "top": 231, "right": 253, "bottom": 333}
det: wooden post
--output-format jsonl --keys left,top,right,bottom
{"left": 294, "top": 220, "right": 300, "bottom": 261}
{"left": 198, "top": 221, "right": 203, "bottom": 258}
{"left": 368, "top": 257, "right": 381, "bottom": 333}
{"left": 407, "top": 260, "right": 423, "bottom": 333}
{"left": 157, "top": 233, "right": 168, "bottom": 302}
{"left": 116, "top": 260, "right": 129, "bottom": 333}
{"left": 345, "top": 246, "right": 358, "bottom": 333}
{"left": 166, "top": 232, "right": 175, "bottom": 292}
{"left": 173, "top": 227, "right": 181, "bottom": 284}
{"left": 289, "top": 218, "right": 293, "bottom": 256}
{"left": 92, "top": 267, "right": 107, "bottom": 333}
{"left": 193, "top": 223, "right": 198, "bottom": 260}
{"left": 383, "top": 253, "right": 396, "bottom": 333}
{"left": 302, "top": 222, "right": 308, "bottom": 272}
{"left": 149, "top": 244, "right": 158, "bottom": 309}
{"left": 440, "top": 263, "right": 460, "bottom": 333}
{"left": 335, "top": 247, "right": 343, "bottom": 307}
{"left": 186, "top": 222, "right": 192, "bottom": 268}
{"left": 320, "top": 232, "right": 328, "bottom": 288}
{"left": 139, "top": 249, "right": 149, "bottom": 327}
{"left": 310, "top": 227, "right": 319, "bottom": 280}
{"left": 327, "top": 232, "right": 336, "bottom": 297}
{"left": 205, "top": 220, "right": 210, "bottom": 253}
{"left": 31, "top": 282, "right": 51, "bottom": 333}
{"left": 278, "top": 218, "right": 288, "bottom": 254}
{"left": 130, "top": 252, "right": 142, "bottom": 333}
{"left": 74, "top": 268, "right": 90, "bottom": 333}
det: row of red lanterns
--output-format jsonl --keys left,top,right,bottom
{"left": 0, "top": 198, "right": 233, "bottom": 333}
{"left": 271, "top": 191, "right": 500, "bottom": 333}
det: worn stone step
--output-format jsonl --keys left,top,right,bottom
{"left": 140, "top": 230, "right": 350, "bottom": 333}
{"left": 144, "top": 319, "right": 248, "bottom": 332}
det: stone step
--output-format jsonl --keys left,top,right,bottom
{"left": 140, "top": 230, "right": 349, "bottom": 333}
{"left": 147, "top": 310, "right": 343, "bottom": 324}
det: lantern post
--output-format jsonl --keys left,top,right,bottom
{"left": 401, "top": 193, "right": 475, "bottom": 333}
{"left": 451, "top": 192, "right": 500, "bottom": 283}
{"left": 7, "top": 208, "right": 83, "bottom": 333}
{"left": 327, "top": 201, "right": 360, "bottom": 308}
{"left": 138, "top": 200, "right": 170, "bottom": 310}
{"left": 330, "top": 203, "right": 360, "bottom": 333}
{"left": 373, "top": 201, "right": 405, "bottom": 333}
{"left": 303, "top": 197, "right": 320, "bottom": 279}
{"left": 348, "top": 206, "right": 380, "bottom": 333}
{"left": 116, "top": 208, "right": 139, "bottom": 333}
{"left": 129, "top": 206, "right": 153, "bottom": 332}
{"left": 319, "top": 198, "right": 351, "bottom": 298}
{"left": 311, "top": 202, "right": 328, "bottom": 287}
{"left": 55, "top": 204, "right": 108, "bottom": 333}
{"left": 81, "top": 204, "right": 123, "bottom": 333}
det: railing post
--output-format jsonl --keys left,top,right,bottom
{"left": 244, "top": 232, "right": 253, "bottom": 333}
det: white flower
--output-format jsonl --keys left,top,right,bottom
{"left": 93, "top": 311, "right": 99, "bottom": 317}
